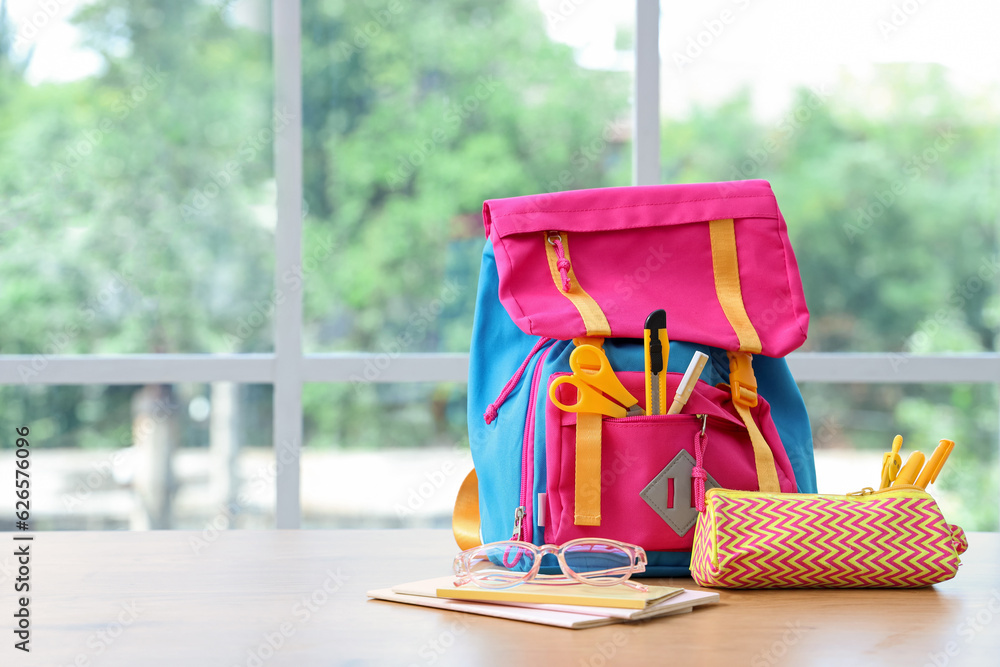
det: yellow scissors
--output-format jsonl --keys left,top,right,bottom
{"left": 548, "top": 345, "right": 643, "bottom": 418}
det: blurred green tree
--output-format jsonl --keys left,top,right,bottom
{"left": 301, "top": 0, "right": 630, "bottom": 355}
{"left": 0, "top": 0, "right": 274, "bottom": 457}
{"left": 660, "top": 66, "right": 999, "bottom": 528}
{"left": 298, "top": 0, "right": 631, "bottom": 448}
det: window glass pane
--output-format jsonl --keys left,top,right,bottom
{"left": 660, "top": 1, "right": 1000, "bottom": 526}
{"left": 659, "top": 1, "right": 1000, "bottom": 355}
{"left": 301, "top": 382, "right": 470, "bottom": 527}
{"left": 802, "top": 383, "right": 998, "bottom": 531}
{"left": 0, "top": 382, "right": 274, "bottom": 530}
{"left": 302, "top": 0, "right": 634, "bottom": 354}
{"left": 0, "top": 1, "right": 275, "bottom": 354}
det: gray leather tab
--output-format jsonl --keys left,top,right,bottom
{"left": 640, "top": 450, "right": 719, "bottom": 536}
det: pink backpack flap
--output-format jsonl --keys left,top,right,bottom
{"left": 482, "top": 180, "right": 809, "bottom": 356}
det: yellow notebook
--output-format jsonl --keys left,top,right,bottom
{"left": 394, "top": 576, "right": 683, "bottom": 610}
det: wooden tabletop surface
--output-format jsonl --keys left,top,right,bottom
{"left": 9, "top": 529, "right": 999, "bottom": 666}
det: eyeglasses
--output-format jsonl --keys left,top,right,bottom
{"left": 453, "top": 538, "right": 648, "bottom": 592}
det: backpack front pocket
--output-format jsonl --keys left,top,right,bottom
{"left": 543, "top": 371, "right": 792, "bottom": 551}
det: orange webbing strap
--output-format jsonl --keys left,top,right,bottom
{"left": 729, "top": 352, "right": 780, "bottom": 493}
{"left": 452, "top": 469, "right": 482, "bottom": 550}
{"left": 542, "top": 231, "right": 608, "bottom": 521}
{"left": 709, "top": 217, "right": 779, "bottom": 493}
{"left": 544, "top": 232, "right": 612, "bottom": 337}
{"left": 709, "top": 219, "right": 762, "bottom": 355}
{"left": 572, "top": 337, "right": 604, "bottom": 525}
{"left": 574, "top": 411, "right": 603, "bottom": 525}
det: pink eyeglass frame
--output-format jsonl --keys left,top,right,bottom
{"left": 453, "top": 538, "right": 649, "bottom": 592}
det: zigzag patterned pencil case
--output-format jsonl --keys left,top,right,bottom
{"left": 690, "top": 485, "right": 968, "bottom": 588}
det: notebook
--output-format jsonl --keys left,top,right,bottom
{"left": 395, "top": 575, "right": 683, "bottom": 609}
{"left": 366, "top": 576, "right": 720, "bottom": 629}
{"left": 367, "top": 588, "right": 636, "bottom": 629}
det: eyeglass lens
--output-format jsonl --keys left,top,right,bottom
{"left": 562, "top": 542, "right": 633, "bottom": 580}
{"left": 465, "top": 543, "right": 537, "bottom": 588}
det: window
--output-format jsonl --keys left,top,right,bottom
{"left": 1, "top": 0, "right": 996, "bottom": 532}
{"left": 298, "top": 0, "right": 635, "bottom": 527}
{"left": 659, "top": 0, "right": 1000, "bottom": 528}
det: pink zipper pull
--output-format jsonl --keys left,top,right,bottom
{"left": 483, "top": 337, "right": 553, "bottom": 424}
{"left": 691, "top": 414, "right": 709, "bottom": 512}
{"left": 547, "top": 232, "right": 571, "bottom": 292}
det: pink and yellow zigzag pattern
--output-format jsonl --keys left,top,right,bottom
{"left": 690, "top": 491, "right": 968, "bottom": 589}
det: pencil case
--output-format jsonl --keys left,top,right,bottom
{"left": 690, "top": 485, "right": 968, "bottom": 588}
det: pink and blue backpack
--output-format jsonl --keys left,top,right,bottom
{"left": 455, "top": 179, "right": 816, "bottom": 576}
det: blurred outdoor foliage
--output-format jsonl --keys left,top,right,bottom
{"left": 0, "top": 0, "right": 996, "bottom": 528}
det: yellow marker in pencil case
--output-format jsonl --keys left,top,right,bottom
{"left": 915, "top": 439, "right": 954, "bottom": 489}
{"left": 549, "top": 344, "right": 642, "bottom": 419}
{"left": 892, "top": 451, "right": 925, "bottom": 487}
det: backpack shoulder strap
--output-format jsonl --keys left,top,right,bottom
{"left": 710, "top": 218, "right": 780, "bottom": 492}
{"left": 728, "top": 351, "right": 781, "bottom": 492}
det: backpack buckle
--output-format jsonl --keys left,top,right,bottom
{"left": 727, "top": 351, "right": 758, "bottom": 408}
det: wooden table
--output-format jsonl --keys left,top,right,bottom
{"left": 13, "top": 530, "right": 1000, "bottom": 666}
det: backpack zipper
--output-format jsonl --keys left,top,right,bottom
{"left": 517, "top": 342, "right": 552, "bottom": 542}
{"left": 600, "top": 412, "right": 744, "bottom": 432}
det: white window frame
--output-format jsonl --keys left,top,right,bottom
{"left": 0, "top": 0, "right": 997, "bottom": 528}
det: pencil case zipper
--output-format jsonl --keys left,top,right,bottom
{"left": 706, "top": 484, "right": 930, "bottom": 503}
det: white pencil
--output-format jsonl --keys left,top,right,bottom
{"left": 666, "top": 352, "right": 709, "bottom": 415}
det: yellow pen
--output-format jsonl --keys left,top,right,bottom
{"left": 893, "top": 451, "right": 925, "bottom": 487}
{"left": 879, "top": 435, "right": 904, "bottom": 490}
{"left": 643, "top": 309, "right": 669, "bottom": 416}
{"left": 915, "top": 439, "right": 955, "bottom": 489}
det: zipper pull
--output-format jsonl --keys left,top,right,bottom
{"left": 483, "top": 337, "right": 554, "bottom": 424}
{"left": 510, "top": 506, "right": 525, "bottom": 541}
{"left": 848, "top": 487, "right": 875, "bottom": 496}
{"left": 547, "top": 232, "right": 572, "bottom": 292}
{"left": 692, "top": 414, "right": 709, "bottom": 512}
